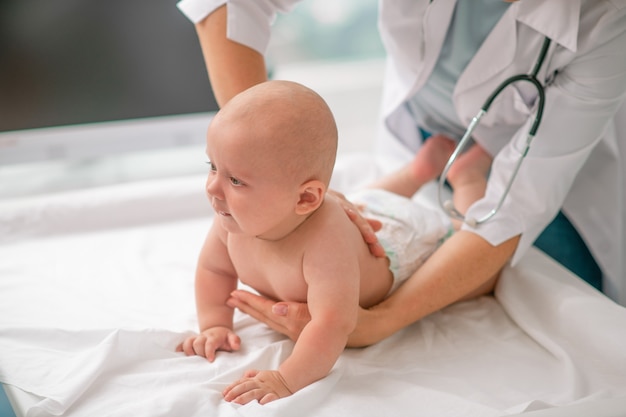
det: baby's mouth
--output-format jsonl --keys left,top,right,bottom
{"left": 212, "top": 202, "right": 231, "bottom": 217}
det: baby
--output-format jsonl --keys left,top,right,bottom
{"left": 177, "top": 80, "right": 491, "bottom": 404}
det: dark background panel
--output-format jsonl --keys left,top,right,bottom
{"left": 0, "top": 0, "right": 218, "bottom": 132}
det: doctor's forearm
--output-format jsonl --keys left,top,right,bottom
{"left": 195, "top": 5, "right": 267, "bottom": 107}
{"left": 349, "top": 231, "right": 520, "bottom": 347}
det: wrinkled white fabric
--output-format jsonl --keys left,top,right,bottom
{"left": 1, "top": 155, "right": 625, "bottom": 417}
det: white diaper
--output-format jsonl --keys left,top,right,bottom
{"left": 349, "top": 189, "right": 453, "bottom": 295}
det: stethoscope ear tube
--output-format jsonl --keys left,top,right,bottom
{"left": 482, "top": 74, "right": 546, "bottom": 136}
{"left": 438, "top": 37, "right": 552, "bottom": 226}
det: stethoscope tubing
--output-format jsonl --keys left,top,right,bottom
{"left": 438, "top": 37, "right": 552, "bottom": 226}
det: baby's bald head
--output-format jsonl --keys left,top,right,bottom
{"left": 212, "top": 80, "right": 338, "bottom": 187}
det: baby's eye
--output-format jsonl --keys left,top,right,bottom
{"left": 205, "top": 161, "right": 217, "bottom": 172}
{"left": 230, "top": 177, "right": 243, "bottom": 186}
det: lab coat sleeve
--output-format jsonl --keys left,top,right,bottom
{"left": 463, "top": 7, "right": 626, "bottom": 266}
{"left": 176, "top": 0, "right": 300, "bottom": 54}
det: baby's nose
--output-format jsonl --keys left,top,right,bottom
{"left": 205, "top": 177, "right": 223, "bottom": 199}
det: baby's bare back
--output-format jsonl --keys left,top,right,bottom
{"left": 227, "top": 195, "right": 393, "bottom": 307}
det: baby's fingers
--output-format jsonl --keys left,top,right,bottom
{"left": 227, "top": 332, "right": 241, "bottom": 352}
{"left": 243, "top": 369, "right": 259, "bottom": 378}
{"left": 176, "top": 329, "right": 239, "bottom": 361}
{"left": 223, "top": 370, "right": 257, "bottom": 398}
{"left": 204, "top": 331, "right": 240, "bottom": 362}
{"left": 223, "top": 379, "right": 262, "bottom": 405}
{"left": 202, "top": 338, "right": 224, "bottom": 362}
{"left": 177, "top": 335, "right": 200, "bottom": 356}
{"left": 259, "top": 393, "right": 280, "bottom": 405}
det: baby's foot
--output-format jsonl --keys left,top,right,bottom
{"left": 410, "top": 134, "right": 456, "bottom": 184}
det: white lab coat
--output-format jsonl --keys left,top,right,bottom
{"left": 177, "top": 0, "right": 626, "bottom": 305}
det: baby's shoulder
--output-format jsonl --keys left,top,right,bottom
{"left": 317, "top": 194, "right": 356, "bottom": 227}
{"left": 305, "top": 195, "right": 363, "bottom": 245}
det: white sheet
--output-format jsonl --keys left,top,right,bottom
{"left": 1, "top": 154, "right": 625, "bottom": 417}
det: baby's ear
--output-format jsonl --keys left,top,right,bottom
{"left": 295, "top": 180, "right": 325, "bottom": 215}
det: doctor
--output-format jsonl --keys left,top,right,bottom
{"left": 177, "top": 0, "right": 626, "bottom": 346}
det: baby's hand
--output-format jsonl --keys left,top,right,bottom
{"left": 223, "top": 369, "right": 293, "bottom": 405}
{"left": 176, "top": 326, "right": 240, "bottom": 362}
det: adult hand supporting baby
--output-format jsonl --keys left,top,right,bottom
{"left": 227, "top": 290, "right": 383, "bottom": 348}
{"left": 227, "top": 290, "right": 311, "bottom": 342}
{"left": 327, "top": 189, "right": 386, "bottom": 258}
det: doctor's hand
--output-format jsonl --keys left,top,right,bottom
{"left": 327, "top": 189, "right": 385, "bottom": 258}
{"left": 227, "top": 290, "right": 384, "bottom": 348}
{"left": 227, "top": 290, "right": 310, "bottom": 343}
{"left": 176, "top": 326, "right": 241, "bottom": 362}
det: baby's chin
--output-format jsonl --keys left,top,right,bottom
{"left": 216, "top": 213, "right": 240, "bottom": 232}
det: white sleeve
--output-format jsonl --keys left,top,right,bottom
{"left": 462, "top": 7, "right": 626, "bottom": 265}
{"left": 176, "top": 0, "right": 300, "bottom": 54}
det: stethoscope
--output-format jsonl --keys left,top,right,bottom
{"left": 438, "top": 36, "right": 552, "bottom": 227}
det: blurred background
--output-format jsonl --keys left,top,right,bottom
{"left": 0, "top": 0, "right": 385, "bottom": 198}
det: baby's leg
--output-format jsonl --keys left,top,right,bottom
{"left": 445, "top": 143, "right": 492, "bottom": 225}
{"left": 368, "top": 134, "right": 456, "bottom": 198}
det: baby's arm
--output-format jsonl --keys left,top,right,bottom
{"left": 224, "top": 224, "right": 360, "bottom": 403}
{"left": 178, "top": 222, "right": 240, "bottom": 361}
{"left": 280, "top": 252, "right": 359, "bottom": 389}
